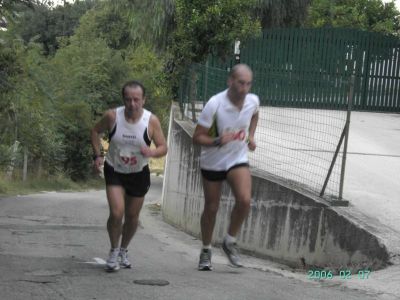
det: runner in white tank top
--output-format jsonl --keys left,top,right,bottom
{"left": 91, "top": 80, "right": 167, "bottom": 272}
{"left": 105, "top": 106, "right": 152, "bottom": 173}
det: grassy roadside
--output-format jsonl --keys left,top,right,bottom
{"left": 0, "top": 156, "right": 165, "bottom": 197}
{"left": 149, "top": 156, "right": 165, "bottom": 176}
{"left": 0, "top": 174, "right": 104, "bottom": 197}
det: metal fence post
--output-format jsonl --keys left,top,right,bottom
{"left": 320, "top": 75, "right": 354, "bottom": 206}
{"left": 339, "top": 75, "right": 354, "bottom": 200}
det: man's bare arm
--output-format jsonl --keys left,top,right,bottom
{"left": 141, "top": 115, "right": 168, "bottom": 158}
{"left": 193, "top": 125, "right": 235, "bottom": 146}
{"left": 248, "top": 112, "right": 259, "bottom": 151}
{"left": 90, "top": 110, "right": 115, "bottom": 170}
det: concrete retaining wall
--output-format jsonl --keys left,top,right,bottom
{"left": 161, "top": 107, "right": 389, "bottom": 270}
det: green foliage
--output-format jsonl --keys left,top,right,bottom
{"left": 50, "top": 36, "right": 128, "bottom": 114}
{"left": 0, "top": 0, "right": 172, "bottom": 184}
{"left": 125, "top": 43, "right": 172, "bottom": 130}
{"left": 72, "top": 1, "right": 173, "bottom": 129}
{"left": 254, "top": 0, "right": 312, "bottom": 28}
{"left": 75, "top": 0, "right": 176, "bottom": 52}
{"left": 0, "top": 144, "right": 12, "bottom": 168}
{"left": 173, "top": 0, "right": 261, "bottom": 66}
{"left": 170, "top": 0, "right": 261, "bottom": 102}
{"left": 59, "top": 101, "right": 92, "bottom": 181}
{"left": 0, "top": 40, "right": 23, "bottom": 93}
{"left": 109, "top": 0, "right": 175, "bottom": 51}
{"left": 306, "top": 0, "right": 400, "bottom": 34}
{"left": 0, "top": 0, "right": 34, "bottom": 24}
{"left": 0, "top": 175, "right": 8, "bottom": 194}
{"left": 7, "top": 0, "right": 96, "bottom": 55}
{"left": 74, "top": 1, "right": 130, "bottom": 50}
{"left": 1, "top": 41, "right": 65, "bottom": 174}
{"left": 47, "top": 35, "right": 129, "bottom": 179}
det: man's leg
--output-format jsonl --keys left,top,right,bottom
{"left": 120, "top": 195, "right": 145, "bottom": 248}
{"left": 198, "top": 177, "right": 223, "bottom": 270}
{"left": 222, "top": 166, "right": 252, "bottom": 267}
{"left": 105, "top": 185, "right": 125, "bottom": 271}
{"left": 117, "top": 195, "right": 145, "bottom": 268}
{"left": 201, "top": 178, "right": 223, "bottom": 246}
{"left": 106, "top": 185, "right": 125, "bottom": 248}
{"left": 226, "top": 166, "right": 252, "bottom": 237}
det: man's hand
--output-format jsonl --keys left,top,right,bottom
{"left": 93, "top": 156, "right": 104, "bottom": 173}
{"left": 220, "top": 132, "right": 236, "bottom": 145}
{"left": 247, "top": 137, "right": 256, "bottom": 151}
{"left": 141, "top": 146, "right": 154, "bottom": 158}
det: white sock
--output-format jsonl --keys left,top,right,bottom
{"left": 202, "top": 245, "right": 212, "bottom": 251}
{"left": 224, "top": 234, "right": 236, "bottom": 244}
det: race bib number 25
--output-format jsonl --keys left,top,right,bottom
{"left": 120, "top": 156, "right": 137, "bottom": 166}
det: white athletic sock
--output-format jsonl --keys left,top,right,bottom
{"left": 224, "top": 234, "right": 236, "bottom": 244}
{"left": 202, "top": 244, "right": 212, "bottom": 251}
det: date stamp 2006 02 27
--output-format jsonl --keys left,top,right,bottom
{"left": 308, "top": 269, "right": 371, "bottom": 280}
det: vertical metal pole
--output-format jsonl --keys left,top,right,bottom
{"left": 339, "top": 75, "right": 354, "bottom": 200}
{"left": 320, "top": 127, "right": 345, "bottom": 197}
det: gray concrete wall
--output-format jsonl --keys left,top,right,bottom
{"left": 161, "top": 106, "right": 390, "bottom": 271}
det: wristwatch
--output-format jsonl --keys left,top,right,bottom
{"left": 212, "top": 137, "right": 221, "bottom": 147}
{"left": 92, "top": 154, "right": 103, "bottom": 161}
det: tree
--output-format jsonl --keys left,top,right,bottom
{"left": 0, "top": 0, "right": 34, "bottom": 21}
{"left": 0, "top": 0, "right": 172, "bottom": 180}
{"left": 255, "top": 0, "right": 312, "bottom": 28}
{"left": 169, "top": 0, "right": 261, "bottom": 121}
{"left": 0, "top": 41, "right": 65, "bottom": 177}
{"left": 75, "top": 0, "right": 174, "bottom": 129}
{"left": 109, "top": 0, "right": 175, "bottom": 51}
{"left": 74, "top": 1, "right": 131, "bottom": 50}
{"left": 46, "top": 36, "right": 129, "bottom": 179}
{"left": 75, "top": 0, "right": 175, "bottom": 52}
{"left": 124, "top": 43, "right": 172, "bottom": 130}
{"left": 306, "top": 0, "right": 400, "bottom": 34}
{"left": 172, "top": 0, "right": 261, "bottom": 68}
{"left": 0, "top": 41, "right": 22, "bottom": 94}
{"left": 7, "top": 0, "right": 96, "bottom": 55}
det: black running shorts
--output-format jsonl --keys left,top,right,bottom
{"left": 104, "top": 161, "right": 150, "bottom": 197}
{"left": 201, "top": 162, "right": 249, "bottom": 182}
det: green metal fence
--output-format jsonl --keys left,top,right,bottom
{"left": 180, "top": 28, "right": 400, "bottom": 112}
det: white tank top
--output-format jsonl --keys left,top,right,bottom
{"left": 105, "top": 107, "right": 152, "bottom": 173}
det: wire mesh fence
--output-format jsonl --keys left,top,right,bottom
{"left": 179, "top": 63, "right": 351, "bottom": 201}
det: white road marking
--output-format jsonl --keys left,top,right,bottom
{"left": 82, "top": 257, "right": 106, "bottom": 265}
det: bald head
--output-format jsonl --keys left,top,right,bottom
{"left": 227, "top": 64, "right": 253, "bottom": 101}
{"left": 229, "top": 64, "right": 253, "bottom": 80}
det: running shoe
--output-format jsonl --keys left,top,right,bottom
{"left": 119, "top": 248, "right": 132, "bottom": 269}
{"left": 222, "top": 239, "right": 243, "bottom": 267}
{"left": 198, "top": 248, "right": 213, "bottom": 271}
{"left": 106, "top": 248, "right": 120, "bottom": 272}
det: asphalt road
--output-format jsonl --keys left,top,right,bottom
{"left": 0, "top": 176, "right": 391, "bottom": 300}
